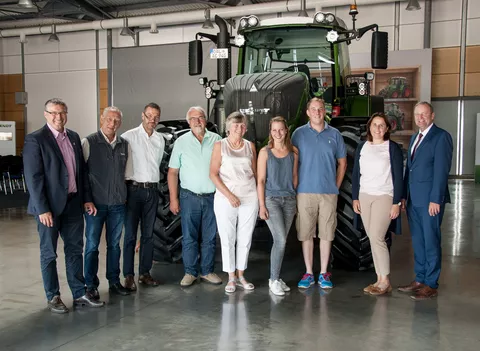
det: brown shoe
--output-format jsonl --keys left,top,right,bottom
{"left": 370, "top": 284, "right": 393, "bottom": 296}
{"left": 363, "top": 284, "right": 376, "bottom": 294}
{"left": 200, "top": 273, "right": 222, "bottom": 285}
{"left": 124, "top": 275, "right": 137, "bottom": 292}
{"left": 398, "top": 281, "right": 425, "bottom": 292}
{"left": 47, "top": 296, "right": 69, "bottom": 314}
{"left": 411, "top": 286, "right": 438, "bottom": 300}
{"left": 139, "top": 273, "right": 160, "bottom": 287}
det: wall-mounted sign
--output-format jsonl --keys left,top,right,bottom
{"left": 0, "top": 121, "right": 16, "bottom": 156}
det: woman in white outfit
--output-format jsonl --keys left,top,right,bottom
{"left": 210, "top": 111, "right": 259, "bottom": 293}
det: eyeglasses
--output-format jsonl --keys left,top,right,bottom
{"left": 46, "top": 110, "right": 67, "bottom": 117}
{"left": 189, "top": 116, "right": 206, "bottom": 123}
{"left": 143, "top": 113, "right": 160, "bottom": 121}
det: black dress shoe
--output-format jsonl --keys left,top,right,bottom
{"left": 74, "top": 292, "right": 105, "bottom": 308}
{"left": 109, "top": 282, "right": 131, "bottom": 296}
{"left": 48, "top": 296, "right": 69, "bottom": 314}
{"left": 87, "top": 288, "right": 100, "bottom": 301}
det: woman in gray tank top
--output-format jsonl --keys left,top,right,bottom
{"left": 257, "top": 116, "right": 298, "bottom": 296}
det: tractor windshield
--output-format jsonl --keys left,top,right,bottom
{"left": 242, "top": 26, "right": 351, "bottom": 95}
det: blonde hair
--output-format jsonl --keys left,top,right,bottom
{"left": 225, "top": 111, "right": 247, "bottom": 134}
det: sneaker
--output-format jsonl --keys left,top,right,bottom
{"left": 297, "top": 273, "right": 315, "bottom": 289}
{"left": 318, "top": 272, "right": 333, "bottom": 289}
{"left": 200, "top": 273, "right": 222, "bottom": 285}
{"left": 180, "top": 274, "right": 197, "bottom": 287}
{"left": 269, "top": 279, "right": 291, "bottom": 292}
{"left": 269, "top": 280, "right": 285, "bottom": 296}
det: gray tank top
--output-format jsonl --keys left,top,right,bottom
{"left": 265, "top": 148, "right": 296, "bottom": 197}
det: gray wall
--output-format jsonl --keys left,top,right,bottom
{"left": 432, "top": 101, "right": 459, "bottom": 175}
{"left": 112, "top": 41, "right": 238, "bottom": 133}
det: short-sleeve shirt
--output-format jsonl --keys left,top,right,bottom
{"left": 291, "top": 122, "right": 346, "bottom": 194}
{"left": 169, "top": 130, "right": 221, "bottom": 194}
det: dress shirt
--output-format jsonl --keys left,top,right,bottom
{"left": 122, "top": 124, "right": 165, "bottom": 182}
{"left": 412, "top": 122, "right": 434, "bottom": 151}
{"left": 47, "top": 123, "right": 77, "bottom": 193}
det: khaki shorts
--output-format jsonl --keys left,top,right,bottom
{"left": 296, "top": 193, "right": 338, "bottom": 242}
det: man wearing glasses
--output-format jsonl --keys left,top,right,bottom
{"left": 121, "top": 103, "right": 165, "bottom": 291}
{"left": 167, "top": 106, "right": 222, "bottom": 287}
{"left": 23, "top": 98, "right": 104, "bottom": 313}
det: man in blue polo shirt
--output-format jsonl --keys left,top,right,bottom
{"left": 167, "top": 106, "right": 222, "bottom": 287}
{"left": 292, "top": 98, "right": 347, "bottom": 289}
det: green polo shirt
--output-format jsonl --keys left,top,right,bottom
{"left": 168, "top": 130, "right": 221, "bottom": 194}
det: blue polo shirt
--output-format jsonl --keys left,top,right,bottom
{"left": 168, "top": 130, "right": 221, "bottom": 194}
{"left": 291, "top": 122, "right": 346, "bottom": 194}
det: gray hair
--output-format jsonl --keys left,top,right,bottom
{"left": 45, "top": 98, "right": 67, "bottom": 112}
{"left": 102, "top": 106, "right": 123, "bottom": 119}
{"left": 225, "top": 111, "right": 247, "bottom": 132}
{"left": 414, "top": 101, "right": 434, "bottom": 114}
{"left": 186, "top": 106, "right": 207, "bottom": 121}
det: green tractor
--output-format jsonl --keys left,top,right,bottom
{"left": 379, "top": 76, "right": 413, "bottom": 99}
{"left": 154, "top": 2, "right": 390, "bottom": 270}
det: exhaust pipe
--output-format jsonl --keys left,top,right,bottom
{"left": 215, "top": 15, "right": 230, "bottom": 87}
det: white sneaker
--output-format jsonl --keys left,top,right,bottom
{"left": 269, "top": 278, "right": 290, "bottom": 292}
{"left": 269, "top": 280, "right": 285, "bottom": 296}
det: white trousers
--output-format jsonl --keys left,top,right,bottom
{"left": 214, "top": 195, "right": 259, "bottom": 273}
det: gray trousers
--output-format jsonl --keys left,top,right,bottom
{"left": 265, "top": 195, "right": 297, "bottom": 281}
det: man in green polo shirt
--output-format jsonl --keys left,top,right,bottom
{"left": 167, "top": 106, "right": 222, "bottom": 287}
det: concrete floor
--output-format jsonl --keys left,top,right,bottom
{"left": 0, "top": 180, "right": 479, "bottom": 351}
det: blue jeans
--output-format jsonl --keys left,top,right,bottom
{"left": 84, "top": 204, "right": 126, "bottom": 289}
{"left": 180, "top": 188, "right": 217, "bottom": 277}
{"left": 265, "top": 196, "right": 297, "bottom": 281}
{"left": 123, "top": 185, "right": 159, "bottom": 277}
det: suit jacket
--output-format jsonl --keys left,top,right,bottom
{"left": 352, "top": 139, "right": 404, "bottom": 234}
{"left": 23, "top": 124, "right": 92, "bottom": 217}
{"left": 403, "top": 124, "right": 453, "bottom": 208}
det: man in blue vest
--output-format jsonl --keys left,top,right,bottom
{"left": 399, "top": 101, "right": 453, "bottom": 300}
{"left": 82, "top": 106, "right": 131, "bottom": 299}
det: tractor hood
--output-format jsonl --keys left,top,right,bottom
{"left": 223, "top": 71, "right": 309, "bottom": 143}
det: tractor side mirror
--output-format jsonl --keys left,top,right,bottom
{"left": 371, "top": 31, "right": 388, "bottom": 69}
{"left": 188, "top": 40, "right": 203, "bottom": 76}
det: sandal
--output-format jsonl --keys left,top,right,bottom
{"left": 225, "top": 278, "right": 236, "bottom": 293}
{"left": 236, "top": 276, "right": 255, "bottom": 290}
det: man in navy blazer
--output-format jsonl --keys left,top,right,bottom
{"left": 399, "top": 101, "right": 453, "bottom": 300}
{"left": 23, "top": 98, "right": 104, "bottom": 313}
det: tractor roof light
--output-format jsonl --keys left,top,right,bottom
{"left": 326, "top": 30, "right": 339, "bottom": 43}
{"left": 205, "top": 86, "right": 213, "bottom": 99}
{"left": 239, "top": 15, "right": 259, "bottom": 30}
{"left": 314, "top": 12, "right": 325, "bottom": 24}
{"left": 325, "top": 13, "right": 336, "bottom": 24}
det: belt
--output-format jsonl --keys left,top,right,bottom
{"left": 181, "top": 188, "right": 214, "bottom": 197}
{"left": 126, "top": 180, "right": 157, "bottom": 188}
{"left": 67, "top": 192, "right": 77, "bottom": 201}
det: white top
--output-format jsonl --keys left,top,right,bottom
{"left": 412, "top": 122, "right": 434, "bottom": 151}
{"left": 359, "top": 141, "right": 393, "bottom": 197}
{"left": 121, "top": 124, "right": 165, "bottom": 182}
{"left": 217, "top": 138, "right": 257, "bottom": 201}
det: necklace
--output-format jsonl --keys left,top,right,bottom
{"left": 227, "top": 137, "right": 244, "bottom": 150}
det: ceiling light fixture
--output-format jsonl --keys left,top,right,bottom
{"left": 120, "top": 17, "right": 134, "bottom": 37}
{"left": 18, "top": 0, "right": 35, "bottom": 9}
{"left": 406, "top": 0, "right": 421, "bottom": 11}
{"left": 202, "top": 8, "right": 214, "bottom": 29}
{"left": 48, "top": 24, "right": 59, "bottom": 42}
{"left": 150, "top": 22, "right": 158, "bottom": 34}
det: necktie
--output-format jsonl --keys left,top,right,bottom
{"left": 411, "top": 133, "right": 423, "bottom": 160}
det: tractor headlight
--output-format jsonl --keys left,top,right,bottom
{"left": 359, "top": 82, "right": 366, "bottom": 95}
{"left": 205, "top": 86, "right": 213, "bottom": 99}
{"left": 325, "top": 13, "right": 335, "bottom": 23}
{"left": 365, "top": 72, "right": 375, "bottom": 81}
{"left": 314, "top": 12, "right": 325, "bottom": 23}
{"left": 234, "top": 34, "right": 245, "bottom": 47}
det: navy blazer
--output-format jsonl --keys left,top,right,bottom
{"left": 352, "top": 139, "right": 404, "bottom": 234}
{"left": 403, "top": 124, "right": 453, "bottom": 207}
{"left": 23, "top": 124, "right": 92, "bottom": 217}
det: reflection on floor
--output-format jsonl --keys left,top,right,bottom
{"left": 0, "top": 180, "right": 479, "bottom": 351}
